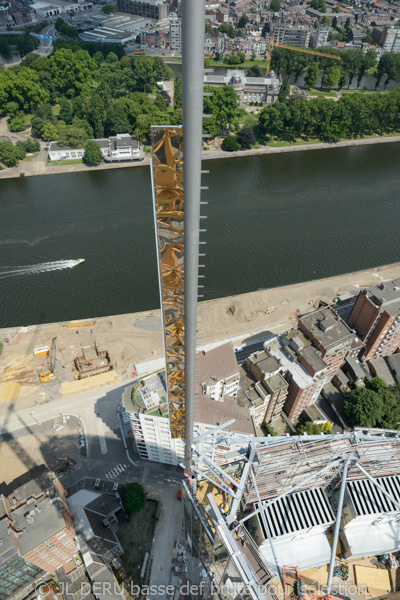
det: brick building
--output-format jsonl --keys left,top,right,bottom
{"left": 298, "top": 306, "right": 354, "bottom": 381}
{"left": 2, "top": 473, "right": 77, "bottom": 575}
{"left": 348, "top": 279, "right": 400, "bottom": 361}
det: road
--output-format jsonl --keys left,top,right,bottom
{"left": 0, "top": 378, "right": 184, "bottom": 598}
{"left": 30, "top": 23, "right": 55, "bottom": 56}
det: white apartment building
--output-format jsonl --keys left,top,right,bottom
{"left": 310, "top": 24, "right": 329, "bottom": 49}
{"left": 123, "top": 344, "right": 254, "bottom": 467}
{"left": 381, "top": 25, "right": 400, "bottom": 53}
{"left": 169, "top": 12, "right": 181, "bottom": 51}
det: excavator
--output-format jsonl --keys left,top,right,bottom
{"left": 39, "top": 337, "right": 56, "bottom": 383}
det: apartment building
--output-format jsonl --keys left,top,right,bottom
{"left": 348, "top": 280, "right": 400, "bottom": 361}
{"left": 0, "top": 515, "right": 44, "bottom": 600}
{"left": 273, "top": 24, "right": 311, "bottom": 47}
{"left": 123, "top": 344, "right": 253, "bottom": 466}
{"left": 169, "top": 12, "right": 181, "bottom": 50}
{"left": 381, "top": 25, "right": 400, "bottom": 52}
{"left": 0, "top": 473, "right": 77, "bottom": 578}
{"left": 245, "top": 350, "right": 289, "bottom": 424}
{"left": 116, "top": 0, "right": 168, "bottom": 20}
{"left": 298, "top": 306, "right": 354, "bottom": 381}
{"left": 310, "top": 24, "right": 329, "bottom": 48}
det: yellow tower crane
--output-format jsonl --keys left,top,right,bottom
{"left": 266, "top": 32, "right": 340, "bottom": 72}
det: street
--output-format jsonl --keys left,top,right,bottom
{"left": 0, "top": 379, "right": 184, "bottom": 599}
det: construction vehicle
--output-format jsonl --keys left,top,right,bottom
{"left": 266, "top": 32, "right": 340, "bottom": 72}
{"left": 39, "top": 337, "right": 56, "bottom": 382}
{"left": 283, "top": 566, "right": 305, "bottom": 600}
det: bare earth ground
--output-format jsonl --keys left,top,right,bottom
{"left": 117, "top": 499, "right": 157, "bottom": 587}
{"left": 1, "top": 262, "right": 400, "bottom": 414}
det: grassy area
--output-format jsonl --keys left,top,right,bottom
{"left": 47, "top": 158, "right": 83, "bottom": 166}
{"left": 240, "top": 114, "right": 258, "bottom": 127}
{"left": 209, "top": 58, "right": 268, "bottom": 69}
{"left": 309, "top": 88, "right": 337, "bottom": 97}
{"left": 23, "top": 152, "right": 39, "bottom": 162}
{"left": 340, "top": 88, "right": 388, "bottom": 94}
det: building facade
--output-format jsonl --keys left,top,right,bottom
{"left": 381, "top": 25, "right": 400, "bottom": 53}
{"left": 169, "top": 12, "right": 181, "bottom": 51}
{"left": 310, "top": 24, "right": 329, "bottom": 48}
{"left": 204, "top": 69, "right": 281, "bottom": 105}
{"left": 273, "top": 25, "right": 311, "bottom": 47}
{"left": 348, "top": 280, "right": 400, "bottom": 361}
{"left": 298, "top": 306, "right": 354, "bottom": 381}
{"left": 116, "top": 0, "right": 168, "bottom": 20}
{"left": 48, "top": 135, "right": 143, "bottom": 163}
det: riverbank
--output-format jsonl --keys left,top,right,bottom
{"left": 2, "top": 261, "right": 400, "bottom": 414}
{"left": 1, "top": 133, "right": 400, "bottom": 180}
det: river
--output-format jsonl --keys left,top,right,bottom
{"left": 0, "top": 143, "right": 399, "bottom": 328}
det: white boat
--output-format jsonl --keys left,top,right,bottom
{"left": 75, "top": 259, "right": 85, "bottom": 265}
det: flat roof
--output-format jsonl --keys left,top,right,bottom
{"left": 11, "top": 499, "right": 67, "bottom": 555}
{"left": 194, "top": 393, "right": 255, "bottom": 435}
{"left": 196, "top": 342, "right": 239, "bottom": 386}
{"left": 299, "top": 306, "right": 353, "bottom": 349}
{"left": 300, "top": 345, "right": 327, "bottom": 373}
{"left": 367, "top": 279, "right": 400, "bottom": 315}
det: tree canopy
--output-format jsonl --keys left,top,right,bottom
{"left": 83, "top": 139, "right": 103, "bottom": 166}
{"left": 123, "top": 483, "right": 146, "bottom": 516}
{"left": 343, "top": 377, "right": 400, "bottom": 429}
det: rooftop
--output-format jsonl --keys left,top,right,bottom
{"left": 300, "top": 345, "right": 327, "bottom": 374}
{"left": 194, "top": 392, "right": 255, "bottom": 435}
{"left": 10, "top": 498, "right": 67, "bottom": 555}
{"left": 367, "top": 278, "right": 400, "bottom": 315}
{"left": 299, "top": 306, "right": 354, "bottom": 349}
{"left": 196, "top": 342, "right": 239, "bottom": 387}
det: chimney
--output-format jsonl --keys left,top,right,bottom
{"left": 380, "top": 283, "right": 385, "bottom": 290}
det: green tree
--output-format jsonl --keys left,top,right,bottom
{"left": 106, "top": 51, "right": 119, "bottom": 64}
{"left": 221, "top": 135, "right": 238, "bottom": 151}
{"left": 0, "top": 141, "right": 20, "bottom": 167}
{"left": 41, "top": 122, "right": 58, "bottom": 141}
{"left": 24, "top": 137, "right": 40, "bottom": 152}
{"left": 344, "top": 388, "right": 383, "bottom": 427}
{"left": 237, "top": 127, "right": 256, "bottom": 148}
{"left": 247, "top": 65, "right": 263, "bottom": 77}
{"left": 174, "top": 73, "right": 182, "bottom": 110}
{"left": 321, "top": 65, "right": 341, "bottom": 88}
{"left": 101, "top": 3, "right": 117, "bottom": 13}
{"left": 269, "top": 0, "right": 281, "bottom": 11}
{"left": 238, "top": 15, "right": 250, "bottom": 28}
{"left": 278, "top": 76, "right": 290, "bottom": 102}
{"left": 304, "top": 62, "right": 319, "bottom": 89}
{"left": 105, "top": 102, "right": 130, "bottom": 136}
{"left": 83, "top": 139, "right": 103, "bottom": 166}
{"left": 8, "top": 115, "right": 27, "bottom": 132}
{"left": 262, "top": 423, "right": 277, "bottom": 436}
{"left": 311, "top": 0, "right": 326, "bottom": 11}
{"left": 5, "top": 102, "right": 20, "bottom": 117}
{"left": 123, "top": 483, "right": 146, "bottom": 516}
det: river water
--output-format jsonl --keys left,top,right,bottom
{"left": 0, "top": 143, "right": 399, "bottom": 328}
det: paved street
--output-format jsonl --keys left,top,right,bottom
{"left": 0, "top": 380, "right": 184, "bottom": 598}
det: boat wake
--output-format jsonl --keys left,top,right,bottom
{"left": 0, "top": 260, "right": 83, "bottom": 280}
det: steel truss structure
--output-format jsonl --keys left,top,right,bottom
{"left": 181, "top": 427, "right": 400, "bottom": 599}
{"left": 151, "top": 126, "right": 185, "bottom": 438}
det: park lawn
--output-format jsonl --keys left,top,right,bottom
{"left": 308, "top": 89, "right": 337, "bottom": 97}
{"left": 23, "top": 152, "right": 39, "bottom": 162}
{"left": 210, "top": 59, "right": 268, "bottom": 69}
{"left": 46, "top": 158, "right": 83, "bottom": 166}
{"left": 240, "top": 114, "right": 258, "bottom": 127}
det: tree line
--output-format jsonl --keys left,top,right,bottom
{"left": 0, "top": 50, "right": 178, "bottom": 147}
{"left": 258, "top": 88, "right": 400, "bottom": 143}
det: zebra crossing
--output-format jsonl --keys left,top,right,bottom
{"left": 104, "top": 464, "right": 129, "bottom": 479}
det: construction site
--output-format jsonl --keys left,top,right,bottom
{"left": 183, "top": 428, "right": 400, "bottom": 600}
